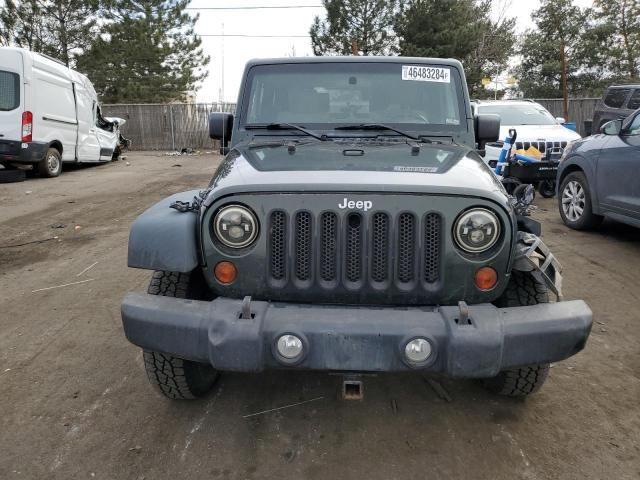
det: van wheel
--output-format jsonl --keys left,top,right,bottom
{"left": 142, "top": 271, "right": 219, "bottom": 400}
{"left": 38, "top": 148, "right": 62, "bottom": 177}
{"left": 485, "top": 271, "right": 550, "bottom": 397}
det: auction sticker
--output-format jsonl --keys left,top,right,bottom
{"left": 402, "top": 65, "right": 450, "bottom": 83}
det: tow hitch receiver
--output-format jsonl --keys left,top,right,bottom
{"left": 342, "top": 375, "right": 364, "bottom": 400}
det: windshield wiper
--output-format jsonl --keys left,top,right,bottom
{"left": 245, "top": 123, "right": 328, "bottom": 141}
{"left": 334, "top": 123, "right": 420, "bottom": 140}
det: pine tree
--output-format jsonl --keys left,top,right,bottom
{"left": 0, "top": 0, "right": 100, "bottom": 66}
{"left": 396, "top": 0, "right": 515, "bottom": 97}
{"left": 76, "top": 0, "right": 209, "bottom": 103}
{"left": 592, "top": 0, "right": 640, "bottom": 81}
{"left": 310, "top": 0, "right": 398, "bottom": 56}
{"left": 516, "top": 0, "right": 594, "bottom": 111}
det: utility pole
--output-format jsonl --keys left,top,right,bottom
{"left": 560, "top": 40, "right": 568, "bottom": 120}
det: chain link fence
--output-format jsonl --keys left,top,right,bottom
{"left": 103, "top": 98, "right": 600, "bottom": 151}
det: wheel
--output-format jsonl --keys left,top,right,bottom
{"left": 538, "top": 180, "right": 556, "bottom": 198}
{"left": 142, "top": 270, "right": 219, "bottom": 400}
{"left": 485, "top": 271, "right": 550, "bottom": 397}
{"left": 0, "top": 168, "right": 26, "bottom": 183}
{"left": 37, "top": 148, "right": 62, "bottom": 177}
{"left": 558, "top": 171, "right": 603, "bottom": 229}
{"left": 502, "top": 176, "right": 521, "bottom": 195}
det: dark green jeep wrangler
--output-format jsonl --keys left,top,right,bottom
{"left": 121, "top": 57, "right": 592, "bottom": 400}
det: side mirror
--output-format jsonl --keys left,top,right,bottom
{"left": 475, "top": 114, "right": 500, "bottom": 148}
{"left": 600, "top": 119, "right": 622, "bottom": 135}
{"left": 209, "top": 112, "right": 234, "bottom": 142}
{"left": 555, "top": 117, "right": 566, "bottom": 124}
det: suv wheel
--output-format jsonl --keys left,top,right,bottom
{"left": 142, "top": 270, "right": 219, "bottom": 400}
{"left": 38, "top": 148, "right": 62, "bottom": 178}
{"left": 558, "top": 171, "right": 603, "bottom": 229}
{"left": 485, "top": 271, "right": 550, "bottom": 397}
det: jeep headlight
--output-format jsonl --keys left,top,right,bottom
{"left": 213, "top": 205, "right": 258, "bottom": 248}
{"left": 454, "top": 208, "right": 500, "bottom": 253}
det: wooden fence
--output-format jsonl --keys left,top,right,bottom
{"left": 103, "top": 98, "right": 600, "bottom": 150}
{"left": 534, "top": 98, "right": 600, "bottom": 136}
{"left": 101, "top": 103, "right": 236, "bottom": 151}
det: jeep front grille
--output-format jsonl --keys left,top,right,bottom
{"left": 269, "top": 210, "right": 287, "bottom": 280}
{"left": 515, "top": 141, "right": 568, "bottom": 160}
{"left": 268, "top": 209, "right": 442, "bottom": 288}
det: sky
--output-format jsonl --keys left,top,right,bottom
{"left": 192, "top": 0, "right": 595, "bottom": 103}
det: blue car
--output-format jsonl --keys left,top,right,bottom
{"left": 557, "top": 109, "right": 640, "bottom": 229}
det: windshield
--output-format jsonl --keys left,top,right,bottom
{"left": 0, "top": 70, "right": 20, "bottom": 111}
{"left": 242, "top": 63, "right": 465, "bottom": 130}
{"left": 477, "top": 104, "right": 557, "bottom": 126}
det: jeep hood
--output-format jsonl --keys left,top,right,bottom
{"left": 205, "top": 140, "right": 508, "bottom": 207}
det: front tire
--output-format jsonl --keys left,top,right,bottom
{"left": 38, "top": 148, "right": 62, "bottom": 177}
{"left": 142, "top": 270, "right": 219, "bottom": 400}
{"left": 558, "top": 171, "right": 603, "bottom": 229}
{"left": 485, "top": 271, "right": 550, "bottom": 397}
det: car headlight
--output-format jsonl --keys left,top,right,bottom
{"left": 454, "top": 208, "right": 501, "bottom": 253}
{"left": 213, "top": 205, "right": 258, "bottom": 248}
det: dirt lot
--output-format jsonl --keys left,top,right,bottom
{"left": 0, "top": 152, "right": 638, "bottom": 480}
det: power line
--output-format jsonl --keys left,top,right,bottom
{"left": 186, "top": 5, "right": 322, "bottom": 10}
{"left": 199, "top": 34, "right": 311, "bottom": 38}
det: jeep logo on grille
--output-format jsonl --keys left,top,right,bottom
{"left": 338, "top": 198, "right": 373, "bottom": 211}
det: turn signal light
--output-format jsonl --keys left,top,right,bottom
{"left": 475, "top": 266, "right": 498, "bottom": 290}
{"left": 214, "top": 261, "right": 237, "bottom": 284}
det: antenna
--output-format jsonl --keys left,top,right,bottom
{"left": 221, "top": 22, "right": 225, "bottom": 105}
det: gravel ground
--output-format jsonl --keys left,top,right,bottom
{"left": 0, "top": 152, "right": 638, "bottom": 480}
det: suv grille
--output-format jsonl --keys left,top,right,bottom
{"left": 268, "top": 209, "right": 442, "bottom": 288}
{"left": 515, "top": 140, "right": 568, "bottom": 160}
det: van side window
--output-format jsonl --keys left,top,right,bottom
{"left": 604, "top": 88, "right": 631, "bottom": 108}
{"left": 628, "top": 89, "right": 640, "bottom": 110}
{"left": 0, "top": 71, "right": 20, "bottom": 111}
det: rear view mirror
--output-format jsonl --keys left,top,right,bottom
{"left": 555, "top": 117, "right": 566, "bottom": 124}
{"left": 209, "top": 112, "right": 234, "bottom": 151}
{"left": 600, "top": 119, "right": 622, "bottom": 135}
{"left": 475, "top": 114, "right": 500, "bottom": 148}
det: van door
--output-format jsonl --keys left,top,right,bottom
{"left": 75, "top": 83, "right": 101, "bottom": 162}
{"left": 0, "top": 49, "right": 24, "bottom": 144}
{"left": 31, "top": 56, "right": 78, "bottom": 161}
{"left": 95, "top": 106, "right": 117, "bottom": 161}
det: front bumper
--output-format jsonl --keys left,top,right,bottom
{"left": 121, "top": 294, "right": 592, "bottom": 377}
{"left": 0, "top": 140, "right": 48, "bottom": 164}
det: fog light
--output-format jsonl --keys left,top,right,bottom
{"left": 276, "top": 334, "right": 303, "bottom": 359}
{"left": 405, "top": 338, "right": 432, "bottom": 363}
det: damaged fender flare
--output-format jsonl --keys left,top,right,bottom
{"left": 512, "top": 232, "right": 563, "bottom": 300}
{"left": 128, "top": 190, "right": 201, "bottom": 273}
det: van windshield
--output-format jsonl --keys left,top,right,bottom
{"left": 242, "top": 63, "right": 465, "bottom": 131}
{"left": 0, "top": 71, "right": 20, "bottom": 111}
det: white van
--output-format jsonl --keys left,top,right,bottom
{"left": 0, "top": 47, "right": 127, "bottom": 177}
